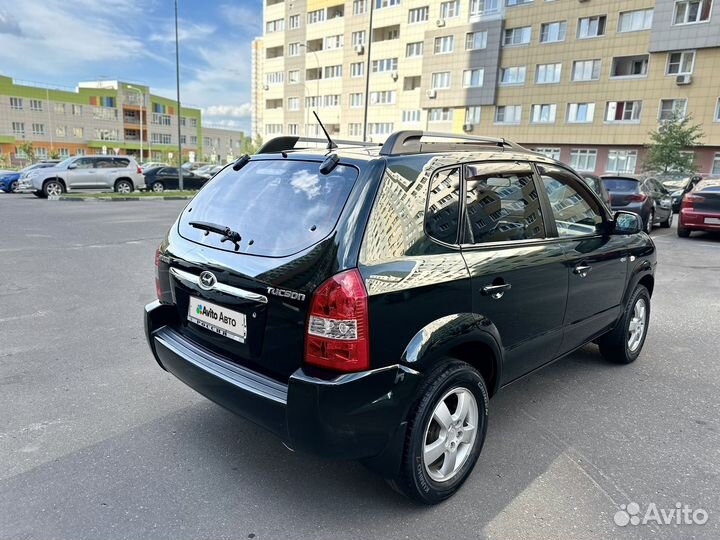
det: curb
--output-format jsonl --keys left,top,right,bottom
{"left": 54, "top": 195, "right": 193, "bottom": 202}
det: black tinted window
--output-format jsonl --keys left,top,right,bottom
{"left": 178, "top": 160, "right": 357, "bottom": 257}
{"left": 160, "top": 168, "right": 177, "bottom": 175}
{"left": 114, "top": 158, "right": 130, "bottom": 167}
{"left": 462, "top": 163, "right": 546, "bottom": 244}
{"left": 425, "top": 168, "right": 460, "bottom": 244}
{"left": 538, "top": 164, "right": 603, "bottom": 237}
{"left": 602, "top": 178, "right": 639, "bottom": 192}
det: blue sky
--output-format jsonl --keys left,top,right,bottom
{"left": 0, "top": 0, "right": 263, "bottom": 133}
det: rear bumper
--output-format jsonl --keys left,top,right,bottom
{"left": 679, "top": 209, "right": 720, "bottom": 231}
{"left": 145, "top": 301, "right": 421, "bottom": 472}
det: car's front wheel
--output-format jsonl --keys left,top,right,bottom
{"left": 598, "top": 285, "right": 650, "bottom": 364}
{"left": 42, "top": 180, "right": 64, "bottom": 198}
{"left": 390, "top": 361, "right": 489, "bottom": 504}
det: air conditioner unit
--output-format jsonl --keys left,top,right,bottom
{"left": 355, "top": 44, "right": 365, "bottom": 54}
{"left": 676, "top": 74, "right": 692, "bottom": 85}
{"left": 391, "top": 70, "right": 399, "bottom": 81}
{"left": 463, "top": 123, "right": 474, "bottom": 132}
{"left": 263, "top": 84, "right": 269, "bottom": 91}
{"left": 436, "top": 19, "right": 446, "bottom": 27}
{"left": 426, "top": 89, "right": 437, "bottom": 99}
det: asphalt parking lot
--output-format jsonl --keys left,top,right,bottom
{"left": 1, "top": 194, "right": 719, "bottom": 540}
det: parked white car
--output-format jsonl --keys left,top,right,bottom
{"left": 22, "top": 156, "right": 146, "bottom": 197}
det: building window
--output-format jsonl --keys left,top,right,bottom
{"left": 439, "top": 0, "right": 460, "bottom": 18}
{"left": 540, "top": 21, "right": 567, "bottom": 42}
{"left": 288, "top": 14, "right": 300, "bottom": 28}
{"left": 499, "top": 66, "right": 526, "bottom": 84}
{"left": 265, "top": 124, "right": 283, "bottom": 136}
{"left": 351, "top": 31, "right": 366, "bottom": 46}
{"left": 372, "top": 57, "right": 398, "bottom": 73}
{"left": 402, "top": 109, "right": 422, "bottom": 123}
{"left": 10, "top": 97, "right": 22, "bottom": 110}
{"left": 408, "top": 6, "right": 428, "bottom": 22}
{"left": 715, "top": 98, "right": 720, "bottom": 121}
{"left": 712, "top": 153, "right": 720, "bottom": 175}
{"left": 352, "top": 0, "right": 367, "bottom": 14}
{"left": 351, "top": 62, "right": 365, "bottom": 77}
{"left": 465, "top": 106, "right": 481, "bottom": 124}
{"left": 607, "top": 150, "right": 638, "bottom": 173}
{"left": 287, "top": 97, "right": 300, "bottom": 111}
{"left": 470, "top": 0, "right": 501, "bottom": 18}
{"left": 369, "top": 91, "right": 396, "bottom": 105}
{"left": 284, "top": 124, "right": 297, "bottom": 136}
{"left": 151, "top": 113, "right": 172, "bottom": 126}
{"left": 465, "top": 31, "right": 487, "bottom": 50}
{"left": 531, "top": 104, "right": 557, "bottom": 123}
{"left": 12, "top": 122, "right": 24, "bottom": 135}
{"left": 58, "top": 148, "right": 70, "bottom": 158}
{"left": 431, "top": 71, "right": 451, "bottom": 89}
{"left": 349, "top": 93, "right": 364, "bottom": 108}
{"left": 55, "top": 125, "right": 67, "bottom": 137}
{"left": 577, "top": 15, "right": 607, "bottom": 38}
{"left": 348, "top": 123, "right": 363, "bottom": 137}
{"left": 659, "top": 99, "right": 688, "bottom": 120}
{"left": 72, "top": 127, "right": 84, "bottom": 138}
{"left": 323, "top": 65, "right": 342, "bottom": 78}
{"left": 673, "top": 0, "right": 712, "bottom": 24}
{"left": 305, "top": 96, "right": 320, "bottom": 108}
{"left": 95, "top": 128, "right": 118, "bottom": 141}
{"left": 266, "top": 18, "right": 285, "bottom": 32}
{"left": 570, "top": 149, "right": 598, "bottom": 172}
{"left": 495, "top": 105, "right": 522, "bottom": 124}
{"left": 324, "top": 34, "right": 344, "bottom": 50}
{"left": 54, "top": 103, "right": 66, "bottom": 114}
{"left": 367, "top": 122, "right": 393, "bottom": 135}
{"left": 618, "top": 8, "right": 654, "bottom": 32}
{"left": 605, "top": 101, "right": 642, "bottom": 122}
{"left": 666, "top": 51, "right": 695, "bottom": 75}
{"left": 72, "top": 104, "right": 83, "bottom": 115}
{"left": 506, "top": 0, "right": 532, "bottom": 5}
{"left": 572, "top": 59, "right": 601, "bottom": 81}
{"left": 288, "top": 70, "right": 300, "bottom": 84}
{"left": 534, "top": 148, "right": 561, "bottom": 160}
{"left": 406, "top": 41, "right": 423, "bottom": 57}
{"left": 403, "top": 75, "right": 422, "bottom": 90}
{"left": 463, "top": 69, "right": 484, "bottom": 88}
{"left": 288, "top": 42, "right": 300, "bottom": 56}
{"left": 375, "top": 0, "right": 400, "bottom": 8}
{"left": 323, "top": 95, "right": 341, "bottom": 107}
{"left": 504, "top": 26, "right": 531, "bottom": 45}
{"left": 93, "top": 107, "right": 118, "bottom": 121}
{"left": 30, "top": 99, "right": 43, "bottom": 111}
{"left": 434, "top": 35, "right": 454, "bottom": 54}
{"left": 567, "top": 103, "right": 595, "bottom": 123}
{"left": 35, "top": 147, "right": 48, "bottom": 159}
{"left": 180, "top": 134, "right": 187, "bottom": 144}
{"left": 611, "top": 55, "right": 649, "bottom": 78}
{"left": 536, "top": 63, "right": 562, "bottom": 84}
{"left": 307, "top": 9, "right": 325, "bottom": 23}
{"left": 31, "top": 123, "right": 44, "bottom": 135}
{"left": 429, "top": 108, "right": 453, "bottom": 122}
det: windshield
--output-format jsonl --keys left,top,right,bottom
{"left": 54, "top": 157, "right": 75, "bottom": 169}
{"left": 662, "top": 178, "right": 691, "bottom": 190}
{"left": 178, "top": 159, "right": 358, "bottom": 257}
{"left": 602, "top": 178, "right": 639, "bottom": 193}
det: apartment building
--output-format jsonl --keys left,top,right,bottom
{"left": 252, "top": 0, "right": 720, "bottom": 175}
{"left": 0, "top": 75, "right": 246, "bottom": 165}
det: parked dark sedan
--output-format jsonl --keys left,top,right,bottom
{"left": 602, "top": 175, "right": 673, "bottom": 233}
{"left": 581, "top": 174, "right": 612, "bottom": 208}
{"left": 678, "top": 178, "right": 720, "bottom": 237}
{"left": 661, "top": 175, "right": 704, "bottom": 212}
{"left": 143, "top": 167, "right": 208, "bottom": 192}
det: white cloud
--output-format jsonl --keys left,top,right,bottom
{"left": 204, "top": 104, "right": 252, "bottom": 118}
{"left": 148, "top": 21, "right": 216, "bottom": 43}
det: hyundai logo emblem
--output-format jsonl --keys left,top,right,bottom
{"left": 199, "top": 271, "right": 217, "bottom": 290}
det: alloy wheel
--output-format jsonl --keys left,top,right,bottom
{"left": 423, "top": 387, "right": 479, "bottom": 483}
{"left": 116, "top": 181, "right": 132, "bottom": 194}
{"left": 10, "top": 181, "right": 19, "bottom": 193}
{"left": 627, "top": 298, "right": 647, "bottom": 353}
{"left": 45, "top": 182, "right": 62, "bottom": 197}
{"left": 152, "top": 182, "right": 164, "bottom": 193}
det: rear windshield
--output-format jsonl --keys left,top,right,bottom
{"left": 602, "top": 178, "right": 639, "bottom": 192}
{"left": 698, "top": 180, "right": 720, "bottom": 192}
{"left": 178, "top": 159, "right": 358, "bottom": 257}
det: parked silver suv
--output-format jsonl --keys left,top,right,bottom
{"left": 22, "top": 155, "right": 145, "bottom": 197}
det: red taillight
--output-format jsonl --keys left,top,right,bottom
{"left": 137, "top": 166, "right": 143, "bottom": 174}
{"left": 682, "top": 194, "right": 704, "bottom": 210}
{"left": 155, "top": 247, "right": 162, "bottom": 300}
{"left": 304, "top": 269, "right": 369, "bottom": 372}
{"left": 627, "top": 193, "right": 648, "bottom": 202}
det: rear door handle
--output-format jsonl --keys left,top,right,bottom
{"left": 482, "top": 283, "right": 512, "bottom": 300}
{"left": 573, "top": 264, "right": 592, "bottom": 277}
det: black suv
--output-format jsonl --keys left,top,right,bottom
{"left": 144, "top": 131, "right": 656, "bottom": 504}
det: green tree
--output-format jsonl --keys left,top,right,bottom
{"left": 643, "top": 113, "right": 704, "bottom": 175}
{"left": 49, "top": 149, "right": 61, "bottom": 160}
{"left": 17, "top": 141, "right": 35, "bottom": 164}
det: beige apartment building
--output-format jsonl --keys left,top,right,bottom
{"left": 252, "top": 0, "right": 720, "bottom": 175}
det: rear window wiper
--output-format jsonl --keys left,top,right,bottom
{"left": 189, "top": 221, "right": 242, "bottom": 251}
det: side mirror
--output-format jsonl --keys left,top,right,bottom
{"left": 67, "top": 163, "right": 77, "bottom": 169}
{"left": 613, "top": 211, "right": 642, "bottom": 235}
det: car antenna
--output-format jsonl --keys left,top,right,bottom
{"left": 313, "top": 111, "right": 338, "bottom": 151}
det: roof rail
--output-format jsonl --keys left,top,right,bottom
{"left": 379, "top": 131, "right": 525, "bottom": 156}
{"left": 257, "top": 136, "right": 380, "bottom": 154}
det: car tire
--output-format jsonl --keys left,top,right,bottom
{"left": 598, "top": 285, "right": 650, "bottom": 365}
{"left": 677, "top": 224, "right": 691, "bottom": 238}
{"left": 660, "top": 211, "right": 672, "bottom": 228}
{"left": 389, "top": 360, "right": 489, "bottom": 505}
{"left": 151, "top": 181, "right": 165, "bottom": 193}
{"left": 9, "top": 180, "right": 19, "bottom": 193}
{"left": 33, "top": 190, "right": 46, "bottom": 198}
{"left": 114, "top": 179, "right": 133, "bottom": 194}
{"left": 42, "top": 179, "right": 64, "bottom": 198}
{"left": 644, "top": 211, "right": 654, "bottom": 234}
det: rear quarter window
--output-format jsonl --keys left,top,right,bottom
{"left": 178, "top": 159, "right": 358, "bottom": 257}
{"left": 114, "top": 158, "right": 130, "bottom": 167}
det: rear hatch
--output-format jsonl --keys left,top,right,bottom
{"left": 162, "top": 158, "right": 359, "bottom": 382}
{"left": 691, "top": 180, "right": 720, "bottom": 214}
{"left": 602, "top": 177, "right": 642, "bottom": 208}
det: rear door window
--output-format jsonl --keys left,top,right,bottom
{"left": 178, "top": 159, "right": 358, "bottom": 257}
